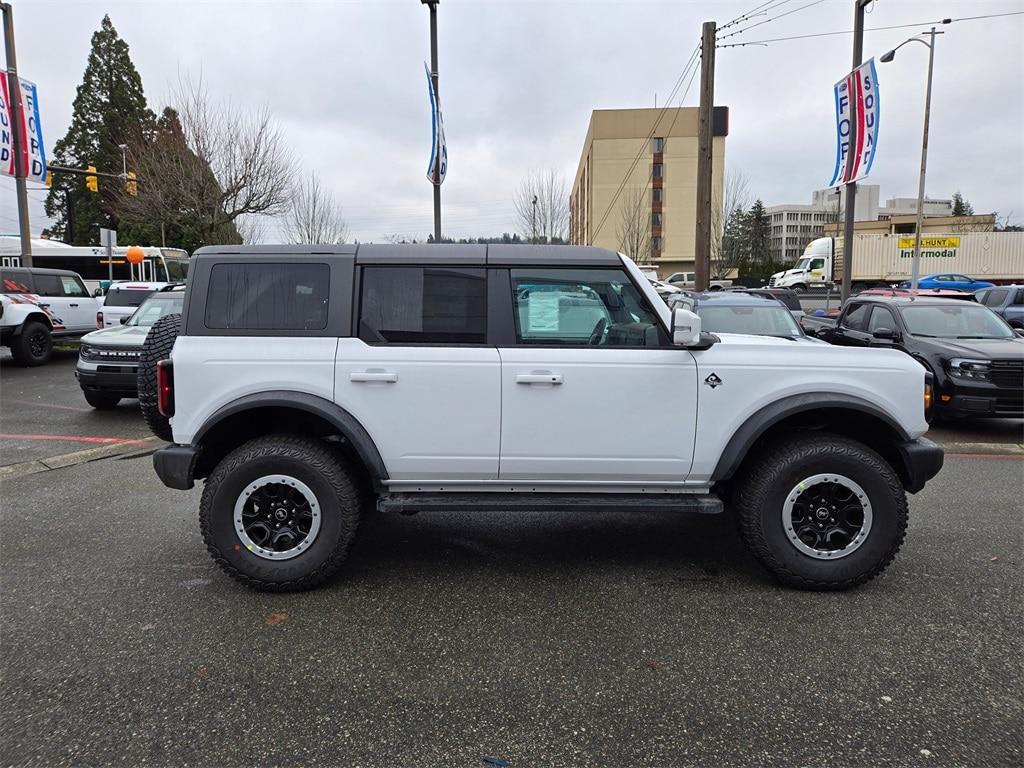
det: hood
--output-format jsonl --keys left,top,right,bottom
{"left": 913, "top": 335, "right": 1024, "bottom": 361}
{"left": 81, "top": 324, "right": 151, "bottom": 346}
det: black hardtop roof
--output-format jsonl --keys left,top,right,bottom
{"left": 0, "top": 266, "right": 85, "bottom": 277}
{"left": 190, "top": 243, "right": 623, "bottom": 267}
{"left": 852, "top": 295, "right": 981, "bottom": 307}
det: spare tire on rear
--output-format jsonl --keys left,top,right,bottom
{"left": 138, "top": 313, "right": 181, "bottom": 442}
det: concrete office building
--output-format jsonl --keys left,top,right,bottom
{"left": 767, "top": 185, "right": 953, "bottom": 261}
{"left": 570, "top": 107, "right": 728, "bottom": 277}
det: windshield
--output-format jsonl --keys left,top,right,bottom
{"left": 901, "top": 304, "right": 1013, "bottom": 339}
{"left": 793, "top": 258, "right": 811, "bottom": 271}
{"left": 698, "top": 305, "right": 803, "bottom": 337}
{"left": 128, "top": 294, "right": 184, "bottom": 327}
{"left": 104, "top": 288, "right": 155, "bottom": 307}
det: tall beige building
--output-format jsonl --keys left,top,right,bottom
{"left": 570, "top": 107, "right": 728, "bottom": 277}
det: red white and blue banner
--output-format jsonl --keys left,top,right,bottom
{"left": 829, "top": 58, "right": 879, "bottom": 187}
{"left": 424, "top": 62, "right": 447, "bottom": 185}
{"left": 0, "top": 74, "right": 47, "bottom": 184}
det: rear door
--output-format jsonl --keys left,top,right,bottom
{"left": 335, "top": 264, "right": 500, "bottom": 481}
{"left": 832, "top": 302, "right": 872, "bottom": 346}
{"left": 496, "top": 266, "right": 698, "bottom": 483}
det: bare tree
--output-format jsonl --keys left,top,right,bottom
{"left": 281, "top": 173, "right": 350, "bottom": 244}
{"left": 710, "top": 169, "right": 750, "bottom": 279}
{"left": 236, "top": 213, "right": 271, "bottom": 244}
{"left": 513, "top": 168, "right": 569, "bottom": 243}
{"left": 616, "top": 186, "right": 652, "bottom": 265}
{"left": 117, "top": 75, "right": 295, "bottom": 248}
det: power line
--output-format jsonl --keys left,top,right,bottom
{"left": 717, "top": 0, "right": 792, "bottom": 33}
{"left": 717, "top": 0, "right": 828, "bottom": 42}
{"left": 717, "top": 11, "right": 1024, "bottom": 48}
{"left": 590, "top": 43, "right": 702, "bottom": 242}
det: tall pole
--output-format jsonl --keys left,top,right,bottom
{"left": 531, "top": 194, "right": 537, "bottom": 243}
{"left": 1, "top": 3, "right": 32, "bottom": 266}
{"left": 425, "top": 0, "right": 441, "bottom": 244}
{"left": 693, "top": 20, "right": 716, "bottom": 293}
{"left": 841, "top": 0, "right": 870, "bottom": 302}
{"left": 911, "top": 29, "right": 937, "bottom": 290}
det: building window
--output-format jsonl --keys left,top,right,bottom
{"left": 653, "top": 163, "right": 663, "bottom": 178}
{"left": 652, "top": 188, "right": 662, "bottom": 203}
{"left": 652, "top": 137, "right": 664, "bottom": 153}
{"left": 652, "top": 236, "right": 662, "bottom": 251}
{"left": 652, "top": 212, "right": 662, "bottom": 227}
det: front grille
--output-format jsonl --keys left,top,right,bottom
{"left": 989, "top": 360, "right": 1024, "bottom": 390}
{"left": 80, "top": 345, "right": 142, "bottom": 363}
{"left": 768, "top": 277, "right": 778, "bottom": 287}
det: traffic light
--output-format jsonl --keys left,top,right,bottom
{"left": 126, "top": 171, "right": 137, "bottom": 196}
{"left": 85, "top": 165, "right": 98, "bottom": 193}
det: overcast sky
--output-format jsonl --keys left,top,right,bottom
{"left": 2, "top": 0, "right": 1022, "bottom": 244}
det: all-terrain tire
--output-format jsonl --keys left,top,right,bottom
{"left": 82, "top": 388, "right": 120, "bottom": 409}
{"left": 137, "top": 313, "right": 180, "bottom": 441}
{"left": 11, "top": 320, "right": 52, "bottom": 366}
{"left": 733, "top": 432, "right": 908, "bottom": 590}
{"left": 200, "top": 434, "right": 364, "bottom": 591}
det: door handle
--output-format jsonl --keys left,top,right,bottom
{"left": 69, "top": 303, "right": 79, "bottom": 307}
{"left": 516, "top": 373, "right": 563, "bottom": 385}
{"left": 350, "top": 371, "right": 398, "bottom": 383}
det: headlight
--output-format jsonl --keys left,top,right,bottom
{"left": 79, "top": 343, "right": 97, "bottom": 361}
{"left": 947, "top": 358, "right": 991, "bottom": 381}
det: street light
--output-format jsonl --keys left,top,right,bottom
{"left": 880, "top": 26, "right": 944, "bottom": 290}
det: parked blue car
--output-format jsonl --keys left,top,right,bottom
{"left": 898, "top": 273, "right": 996, "bottom": 292}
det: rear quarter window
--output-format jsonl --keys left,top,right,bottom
{"left": 204, "top": 263, "right": 330, "bottom": 330}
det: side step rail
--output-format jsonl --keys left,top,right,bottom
{"left": 378, "top": 493, "right": 723, "bottom": 516}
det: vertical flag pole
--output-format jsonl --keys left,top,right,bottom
{"left": 1, "top": 2, "right": 32, "bottom": 266}
{"left": 423, "top": 0, "right": 442, "bottom": 244}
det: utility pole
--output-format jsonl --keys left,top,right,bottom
{"left": 693, "top": 20, "right": 716, "bottom": 293}
{"left": 423, "top": 0, "right": 441, "bottom": 244}
{"left": 1, "top": 3, "right": 32, "bottom": 266}
{"left": 64, "top": 189, "right": 74, "bottom": 244}
{"left": 840, "top": 0, "right": 874, "bottom": 301}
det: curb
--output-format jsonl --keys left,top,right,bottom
{"left": 0, "top": 436, "right": 164, "bottom": 481}
{"left": 939, "top": 442, "right": 1024, "bottom": 456}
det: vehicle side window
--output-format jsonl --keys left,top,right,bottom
{"left": 983, "top": 288, "right": 1008, "bottom": 307}
{"left": 510, "top": 268, "right": 663, "bottom": 347}
{"left": 934, "top": 275, "right": 951, "bottom": 282}
{"left": 0, "top": 270, "right": 32, "bottom": 292}
{"left": 1014, "top": 289, "right": 1024, "bottom": 306}
{"left": 809, "top": 258, "right": 825, "bottom": 270}
{"left": 954, "top": 275, "right": 970, "bottom": 283}
{"left": 842, "top": 303, "right": 869, "bottom": 331}
{"left": 358, "top": 266, "right": 486, "bottom": 344}
{"left": 867, "top": 306, "right": 897, "bottom": 333}
{"left": 60, "top": 276, "right": 88, "bottom": 298}
{"left": 205, "top": 262, "right": 330, "bottom": 331}
{"left": 31, "top": 273, "right": 62, "bottom": 296}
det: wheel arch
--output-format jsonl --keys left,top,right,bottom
{"left": 14, "top": 311, "right": 54, "bottom": 333}
{"left": 712, "top": 393, "right": 913, "bottom": 487}
{"left": 192, "top": 391, "right": 389, "bottom": 492}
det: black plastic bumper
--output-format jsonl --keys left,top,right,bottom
{"left": 153, "top": 444, "right": 200, "bottom": 490}
{"left": 76, "top": 367, "right": 138, "bottom": 396}
{"left": 895, "top": 437, "right": 944, "bottom": 494}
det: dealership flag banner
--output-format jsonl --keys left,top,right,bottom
{"left": 829, "top": 58, "right": 879, "bottom": 187}
{"left": 424, "top": 62, "right": 447, "bottom": 185}
{"left": 0, "top": 74, "right": 47, "bottom": 184}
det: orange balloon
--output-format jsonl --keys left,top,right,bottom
{"left": 125, "top": 245, "right": 145, "bottom": 265}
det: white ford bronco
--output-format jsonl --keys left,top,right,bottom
{"left": 144, "top": 244, "right": 943, "bottom": 591}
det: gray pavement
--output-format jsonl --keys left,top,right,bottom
{"left": 1, "top": 453, "right": 1022, "bottom": 767}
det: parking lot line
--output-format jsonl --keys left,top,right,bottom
{"left": 6, "top": 399, "right": 93, "bottom": 413}
{"left": 0, "top": 433, "right": 148, "bottom": 446}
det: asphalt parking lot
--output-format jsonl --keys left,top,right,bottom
{"left": 1, "top": 348, "right": 1022, "bottom": 767}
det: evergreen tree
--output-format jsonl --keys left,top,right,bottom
{"left": 746, "top": 199, "right": 771, "bottom": 270}
{"left": 43, "top": 16, "right": 155, "bottom": 245}
{"left": 951, "top": 191, "right": 974, "bottom": 217}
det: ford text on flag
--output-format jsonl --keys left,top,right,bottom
{"left": 829, "top": 59, "right": 879, "bottom": 187}
{"left": 0, "top": 74, "right": 47, "bottom": 184}
{"left": 424, "top": 62, "right": 447, "bottom": 185}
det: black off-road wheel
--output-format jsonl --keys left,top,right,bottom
{"left": 82, "top": 389, "right": 120, "bottom": 409}
{"left": 137, "top": 313, "right": 180, "bottom": 441}
{"left": 734, "top": 433, "right": 908, "bottom": 590}
{"left": 11, "top": 320, "right": 52, "bottom": 366}
{"left": 200, "top": 435, "right": 364, "bottom": 591}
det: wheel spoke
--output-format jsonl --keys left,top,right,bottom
{"left": 783, "top": 474, "right": 872, "bottom": 560}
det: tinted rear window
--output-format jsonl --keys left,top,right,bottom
{"left": 32, "top": 273, "right": 62, "bottom": 296}
{"left": 359, "top": 266, "right": 486, "bottom": 344}
{"left": 205, "top": 263, "right": 330, "bottom": 330}
{"left": 0, "top": 271, "right": 32, "bottom": 293}
{"left": 104, "top": 288, "right": 156, "bottom": 307}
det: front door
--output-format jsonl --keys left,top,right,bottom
{"left": 335, "top": 264, "right": 500, "bottom": 481}
{"left": 832, "top": 301, "right": 872, "bottom": 347}
{"left": 498, "top": 267, "right": 698, "bottom": 483}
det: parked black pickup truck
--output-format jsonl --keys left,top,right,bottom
{"left": 801, "top": 295, "right": 1024, "bottom": 419}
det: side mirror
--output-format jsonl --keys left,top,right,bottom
{"left": 872, "top": 327, "right": 897, "bottom": 341}
{"left": 120, "top": 317, "right": 129, "bottom": 325}
{"left": 93, "top": 288, "right": 104, "bottom": 297}
{"left": 672, "top": 307, "right": 702, "bottom": 347}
